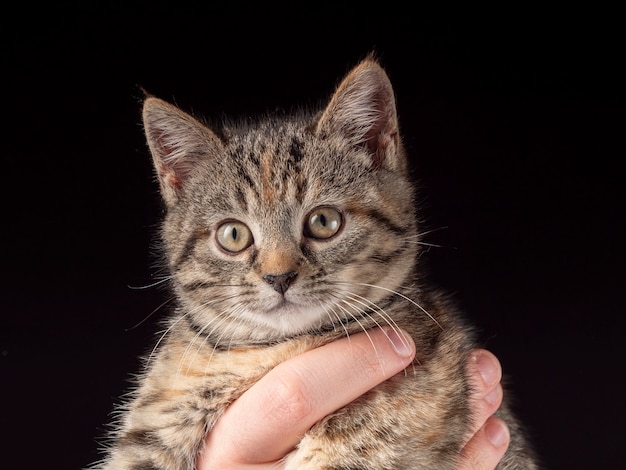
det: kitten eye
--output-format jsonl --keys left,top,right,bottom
{"left": 304, "top": 207, "right": 342, "bottom": 239}
{"left": 216, "top": 221, "right": 253, "bottom": 253}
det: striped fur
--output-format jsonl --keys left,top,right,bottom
{"left": 94, "top": 58, "right": 538, "bottom": 469}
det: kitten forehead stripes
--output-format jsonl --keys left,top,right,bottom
{"left": 230, "top": 127, "right": 309, "bottom": 205}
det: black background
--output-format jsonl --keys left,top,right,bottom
{"left": 3, "top": 6, "right": 625, "bottom": 469}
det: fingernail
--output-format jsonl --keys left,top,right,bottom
{"left": 485, "top": 418, "right": 509, "bottom": 447}
{"left": 386, "top": 328, "right": 415, "bottom": 358}
{"left": 472, "top": 351, "right": 499, "bottom": 386}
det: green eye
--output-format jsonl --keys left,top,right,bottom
{"left": 305, "top": 207, "right": 342, "bottom": 239}
{"left": 216, "top": 221, "right": 253, "bottom": 253}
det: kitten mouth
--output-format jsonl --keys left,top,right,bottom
{"left": 252, "top": 300, "right": 325, "bottom": 336}
{"left": 263, "top": 296, "right": 299, "bottom": 313}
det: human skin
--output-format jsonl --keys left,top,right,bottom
{"left": 198, "top": 328, "right": 509, "bottom": 470}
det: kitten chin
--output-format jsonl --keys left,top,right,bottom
{"left": 237, "top": 301, "right": 333, "bottom": 337}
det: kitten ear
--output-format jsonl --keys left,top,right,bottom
{"left": 316, "top": 58, "right": 404, "bottom": 172}
{"left": 142, "top": 97, "right": 224, "bottom": 205}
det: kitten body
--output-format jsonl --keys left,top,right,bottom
{"left": 96, "top": 58, "right": 538, "bottom": 469}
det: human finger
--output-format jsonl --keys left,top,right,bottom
{"left": 458, "top": 416, "right": 510, "bottom": 470}
{"left": 465, "top": 349, "right": 504, "bottom": 438}
{"left": 457, "top": 349, "right": 508, "bottom": 470}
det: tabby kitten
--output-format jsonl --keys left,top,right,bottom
{"left": 96, "top": 58, "right": 538, "bottom": 469}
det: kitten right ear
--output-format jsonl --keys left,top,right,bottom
{"left": 142, "top": 97, "right": 224, "bottom": 205}
{"left": 316, "top": 58, "right": 404, "bottom": 173}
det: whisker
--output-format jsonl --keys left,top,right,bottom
{"left": 201, "top": 304, "right": 260, "bottom": 377}
{"left": 329, "top": 298, "right": 384, "bottom": 373}
{"left": 417, "top": 226, "right": 449, "bottom": 238}
{"left": 196, "top": 313, "right": 235, "bottom": 376}
{"left": 413, "top": 241, "right": 447, "bottom": 248}
{"left": 147, "top": 308, "right": 188, "bottom": 365}
{"left": 343, "top": 292, "right": 410, "bottom": 351}
{"left": 219, "top": 304, "right": 253, "bottom": 359}
{"left": 319, "top": 299, "right": 352, "bottom": 341}
{"left": 127, "top": 275, "right": 174, "bottom": 290}
{"left": 125, "top": 296, "right": 176, "bottom": 332}
{"left": 178, "top": 295, "right": 242, "bottom": 378}
{"left": 341, "top": 291, "right": 420, "bottom": 373}
{"left": 355, "top": 282, "right": 443, "bottom": 331}
{"left": 402, "top": 227, "right": 453, "bottom": 249}
{"left": 177, "top": 314, "right": 220, "bottom": 379}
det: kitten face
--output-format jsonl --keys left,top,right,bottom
{"left": 143, "top": 60, "right": 420, "bottom": 344}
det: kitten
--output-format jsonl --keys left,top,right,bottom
{"left": 95, "top": 57, "right": 539, "bottom": 469}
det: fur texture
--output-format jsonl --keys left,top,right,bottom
{"left": 94, "top": 58, "right": 538, "bottom": 469}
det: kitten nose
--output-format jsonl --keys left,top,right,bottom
{"left": 263, "top": 271, "right": 298, "bottom": 295}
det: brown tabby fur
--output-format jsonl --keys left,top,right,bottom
{"left": 94, "top": 57, "right": 539, "bottom": 469}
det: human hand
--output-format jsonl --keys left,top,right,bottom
{"left": 197, "top": 328, "right": 509, "bottom": 469}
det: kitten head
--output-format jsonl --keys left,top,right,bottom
{"left": 142, "top": 58, "right": 420, "bottom": 344}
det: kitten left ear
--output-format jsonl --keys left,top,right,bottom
{"left": 142, "top": 97, "right": 224, "bottom": 206}
{"left": 316, "top": 58, "right": 405, "bottom": 172}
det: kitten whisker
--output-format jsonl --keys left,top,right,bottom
{"left": 127, "top": 275, "right": 175, "bottom": 290}
{"left": 215, "top": 303, "right": 250, "bottom": 354}
{"left": 405, "top": 240, "right": 446, "bottom": 248}
{"left": 198, "top": 312, "right": 237, "bottom": 377}
{"left": 343, "top": 292, "right": 408, "bottom": 349}
{"left": 177, "top": 314, "right": 220, "bottom": 379}
{"left": 178, "top": 296, "right": 243, "bottom": 378}
{"left": 126, "top": 295, "right": 177, "bottom": 332}
{"left": 340, "top": 292, "right": 418, "bottom": 374}
{"left": 147, "top": 305, "right": 188, "bottom": 364}
{"left": 343, "top": 292, "right": 394, "bottom": 327}
{"left": 401, "top": 229, "right": 451, "bottom": 249}
{"left": 319, "top": 300, "right": 352, "bottom": 341}
{"left": 329, "top": 297, "right": 384, "bottom": 374}
{"left": 416, "top": 226, "right": 449, "bottom": 238}
{"left": 353, "top": 282, "right": 443, "bottom": 331}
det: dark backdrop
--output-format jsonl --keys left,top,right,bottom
{"left": 3, "top": 6, "right": 625, "bottom": 469}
